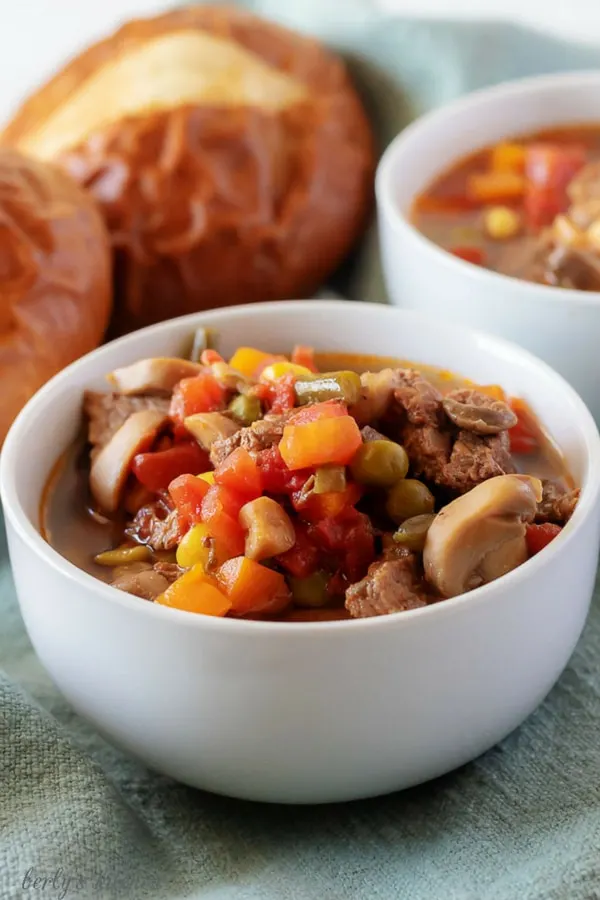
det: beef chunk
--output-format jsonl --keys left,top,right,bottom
{"left": 209, "top": 413, "right": 289, "bottom": 467}
{"left": 153, "top": 561, "right": 185, "bottom": 582}
{"left": 536, "top": 479, "right": 579, "bottom": 524}
{"left": 110, "top": 561, "right": 175, "bottom": 601}
{"left": 392, "top": 369, "right": 445, "bottom": 426}
{"left": 345, "top": 547, "right": 430, "bottom": 618}
{"left": 84, "top": 391, "right": 170, "bottom": 460}
{"left": 443, "top": 429, "right": 516, "bottom": 494}
{"left": 390, "top": 371, "right": 516, "bottom": 495}
{"left": 545, "top": 245, "right": 600, "bottom": 292}
{"left": 126, "top": 497, "right": 180, "bottom": 551}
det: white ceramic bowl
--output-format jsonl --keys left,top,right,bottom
{"left": 2, "top": 301, "right": 600, "bottom": 805}
{"left": 376, "top": 70, "right": 600, "bottom": 422}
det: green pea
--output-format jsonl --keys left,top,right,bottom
{"left": 386, "top": 479, "right": 435, "bottom": 524}
{"left": 392, "top": 514, "right": 436, "bottom": 552}
{"left": 290, "top": 572, "right": 330, "bottom": 608}
{"left": 351, "top": 440, "right": 409, "bottom": 488}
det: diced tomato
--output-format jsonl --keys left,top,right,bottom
{"left": 255, "top": 446, "right": 310, "bottom": 495}
{"left": 526, "top": 522, "right": 562, "bottom": 556}
{"left": 200, "top": 484, "right": 246, "bottom": 559}
{"left": 168, "top": 473, "right": 210, "bottom": 529}
{"left": 524, "top": 143, "right": 587, "bottom": 229}
{"left": 132, "top": 442, "right": 209, "bottom": 493}
{"left": 288, "top": 400, "right": 347, "bottom": 425}
{"left": 451, "top": 246, "right": 486, "bottom": 266}
{"left": 508, "top": 398, "right": 539, "bottom": 455}
{"left": 310, "top": 508, "right": 375, "bottom": 582}
{"left": 292, "top": 483, "right": 363, "bottom": 523}
{"left": 214, "top": 447, "right": 263, "bottom": 499}
{"left": 291, "top": 345, "right": 318, "bottom": 372}
{"left": 270, "top": 373, "right": 297, "bottom": 414}
{"left": 216, "top": 557, "right": 290, "bottom": 616}
{"left": 279, "top": 415, "right": 363, "bottom": 470}
{"left": 170, "top": 373, "right": 227, "bottom": 424}
{"left": 276, "top": 524, "right": 320, "bottom": 578}
{"left": 327, "top": 569, "right": 349, "bottom": 599}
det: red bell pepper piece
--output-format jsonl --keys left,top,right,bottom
{"left": 133, "top": 442, "right": 209, "bottom": 493}
{"left": 526, "top": 522, "right": 562, "bottom": 556}
{"left": 214, "top": 447, "right": 263, "bottom": 500}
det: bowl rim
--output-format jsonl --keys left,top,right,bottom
{"left": 2, "top": 299, "right": 600, "bottom": 635}
{"left": 375, "top": 67, "right": 600, "bottom": 307}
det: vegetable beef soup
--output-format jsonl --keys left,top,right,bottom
{"left": 42, "top": 333, "right": 578, "bottom": 622}
{"left": 412, "top": 125, "right": 600, "bottom": 289}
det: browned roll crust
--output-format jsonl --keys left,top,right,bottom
{"left": 0, "top": 149, "right": 111, "bottom": 443}
{"left": 3, "top": 5, "right": 375, "bottom": 334}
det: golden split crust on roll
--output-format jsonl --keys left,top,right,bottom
{"left": 0, "top": 149, "right": 111, "bottom": 443}
{"left": 3, "top": 5, "right": 376, "bottom": 334}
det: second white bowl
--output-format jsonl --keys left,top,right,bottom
{"left": 376, "top": 70, "right": 600, "bottom": 422}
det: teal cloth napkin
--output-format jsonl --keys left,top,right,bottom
{"left": 3, "top": 4, "right": 600, "bottom": 899}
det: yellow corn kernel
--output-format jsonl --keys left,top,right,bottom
{"left": 197, "top": 471, "right": 215, "bottom": 485}
{"left": 228, "top": 347, "right": 275, "bottom": 378}
{"left": 483, "top": 206, "right": 521, "bottom": 240}
{"left": 260, "top": 361, "right": 312, "bottom": 382}
{"left": 586, "top": 218, "right": 600, "bottom": 250}
{"left": 176, "top": 524, "right": 211, "bottom": 569}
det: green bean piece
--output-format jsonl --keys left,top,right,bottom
{"left": 94, "top": 545, "right": 152, "bottom": 567}
{"left": 386, "top": 479, "right": 435, "bottom": 524}
{"left": 350, "top": 440, "right": 409, "bottom": 488}
{"left": 313, "top": 465, "right": 347, "bottom": 494}
{"left": 392, "top": 514, "right": 437, "bottom": 552}
{"left": 189, "top": 327, "right": 218, "bottom": 363}
{"left": 290, "top": 571, "right": 330, "bottom": 608}
{"left": 228, "top": 393, "right": 262, "bottom": 426}
{"left": 294, "top": 371, "right": 362, "bottom": 406}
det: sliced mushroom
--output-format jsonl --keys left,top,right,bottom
{"left": 107, "top": 358, "right": 203, "bottom": 394}
{"left": 423, "top": 474, "right": 543, "bottom": 598}
{"left": 239, "top": 497, "right": 296, "bottom": 560}
{"left": 442, "top": 389, "right": 517, "bottom": 435}
{"left": 184, "top": 412, "right": 240, "bottom": 450}
{"left": 350, "top": 369, "right": 398, "bottom": 424}
{"left": 90, "top": 409, "right": 168, "bottom": 513}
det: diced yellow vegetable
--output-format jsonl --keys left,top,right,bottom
{"left": 490, "top": 142, "right": 526, "bottom": 173}
{"left": 176, "top": 524, "right": 211, "bottom": 568}
{"left": 228, "top": 347, "right": 275, "bottom": 378}
{"left": 483, "top": 206, "right": 521, "bottom": 240}
{"left": 197, "top": 472, "right": 215, "bottom": 485}
{"left": 156, "top": 564, "right": 231, "bottom": 616}
{"left": 260, "top": 361, "right": 313, "bottom": 382}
